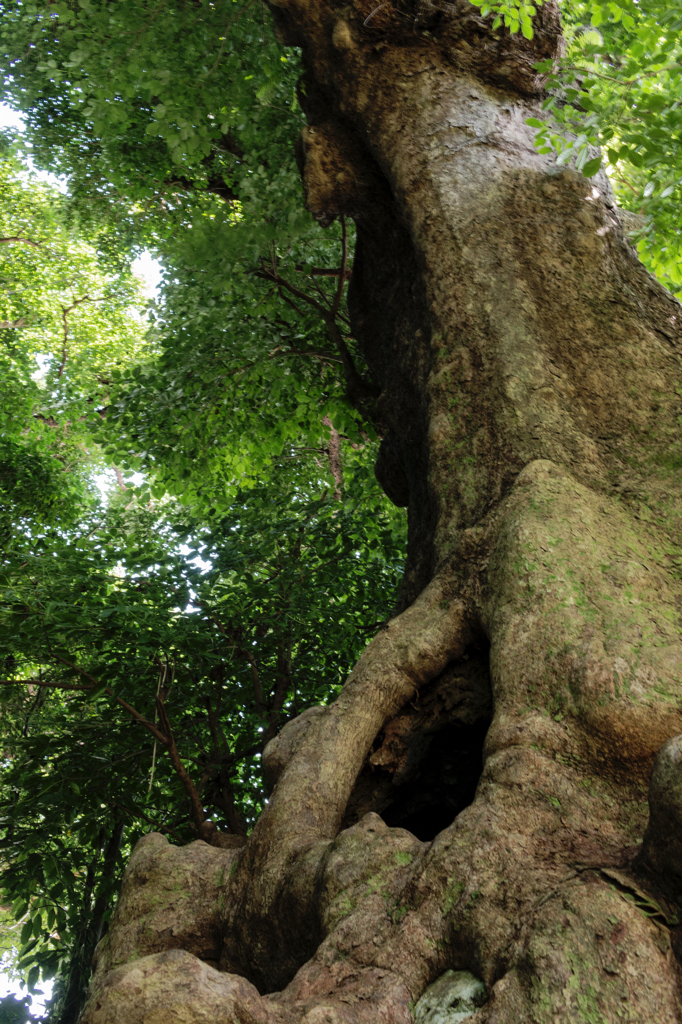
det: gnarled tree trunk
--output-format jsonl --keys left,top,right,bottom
{"left": 79, "top": 2, "right": 682, "bottom": 1021}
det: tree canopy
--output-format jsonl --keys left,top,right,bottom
{"left": 1, "top": 0, "right": 682, "bottom": 1019}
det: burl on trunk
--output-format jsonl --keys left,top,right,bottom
{"left": 80, "top": 2, "right": 682, "bottom": 1021}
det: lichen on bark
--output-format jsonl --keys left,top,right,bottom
{"left": 80, "top": 1, "right": 682, "bottom": 1021}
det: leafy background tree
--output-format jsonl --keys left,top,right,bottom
{"left": 0, "top": 68, "right": 405, "bottom": 1022}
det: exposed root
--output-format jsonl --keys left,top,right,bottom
{"left": 222, "top": 576, "right": 477, "bottom": 988}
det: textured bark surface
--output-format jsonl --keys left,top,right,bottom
{"left": 80, "top": 2, "right": 682, "bottom": 1022}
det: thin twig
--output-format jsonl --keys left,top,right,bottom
{"left": 104, "top": 799, "right": 184, "bottom": 843}
{"left": 322, "top": 415, "right": 344, "bottom": 499}
{"left": 201, "top": 0, "right": 258, "bottom": 80}
{"left": 364, "top": 2, "right": 391, "bottom": 25}
{"left": 148, "top": 660, "right": 167, "bottom": 795}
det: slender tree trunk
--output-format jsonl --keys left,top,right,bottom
{"left": 79, "top": 3, "right": 682, "bottom": 1022}
{"left": 56, "top": 817, "right": 124, "bottom": 1024}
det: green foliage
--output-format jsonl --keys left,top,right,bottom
{"left": 526, "top": 0, "right": 682, "bottom": 289}
{"left": 0, "top": 155, "right": 148, "bottom": 539}
{"left": 1, "top": 0, "right": 375, "bottom": 511}
{"left": 95, "top": 219, "right": 373, "bottom": 514}
{"left": 467, "top": 0, "right": 682, "bottom": 289}
{"left": 468, "top": 0, "right": 545, "bottom": 39}
{"left": 0, "top": 0, "right": 304, "bottom": 254}
{"left": 0, "top": 473, "right": 405, "bottom": 1012}
{"left": 0, "top": 993, "right": 33, "bottom": 1024}
{"left": 0, "top": 9, "right": 396, "bottom": 1013}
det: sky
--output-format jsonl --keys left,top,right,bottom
{"left": 0, "top": 104, "right": 22, "bottom": 131}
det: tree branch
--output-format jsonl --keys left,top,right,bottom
{"left": 322, "top": 415, "right": 344, "bottom": 500}
{"left": 48, "top": 652, "right": 212, "bottom": 839}
{"left": 156, "top": 695, "right": 210, "bottom": 837}
{"left": 254, "top": 261, "right": 379, "bottom": 408}
{"left": 330, "top": 216, "right": 348, "bottom": 317}
{"left": 0, "top": 235, "right": 41, "bottom": 247}
{"left": 58, "top": 294, "right": 95, "bottom": 380}
{"left": 0, "top": 678, "right": 93, "bottom": 691}
{"left": 51, "top": 653, "right": 170, "bottom": 744}
{"left": 104, "top": 799, "right": 184, "bottom": 844}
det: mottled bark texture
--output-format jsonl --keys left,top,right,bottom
{"left": 80, "top": 2, "right": 682, "bottom": 1022}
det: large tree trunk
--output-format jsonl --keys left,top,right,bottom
{"left": 79, "top": 2, "right": 682, "bottom": 1021}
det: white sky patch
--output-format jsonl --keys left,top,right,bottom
{"left": 0, "top": 971, "right": 53, "bottom": 1018}
{"left": 27, "top": 163, "right": 69, "bottom": 194}
{"left": 0, "top": 104, "right": 24, "bottom": 131}
{"left": 132, "top": 252, "right": 163, "bottom": 300}
{"left": 179, "top": 543, "right": 213, "bottom": 575}
{"left": 31, "top": 353, "right": 51, "bottom": 385}
{"left": 94, "top": 469, "right": 145, "bottom": 500}
{"left": 0, "top": 103, "right": 67, "bottom": 192}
